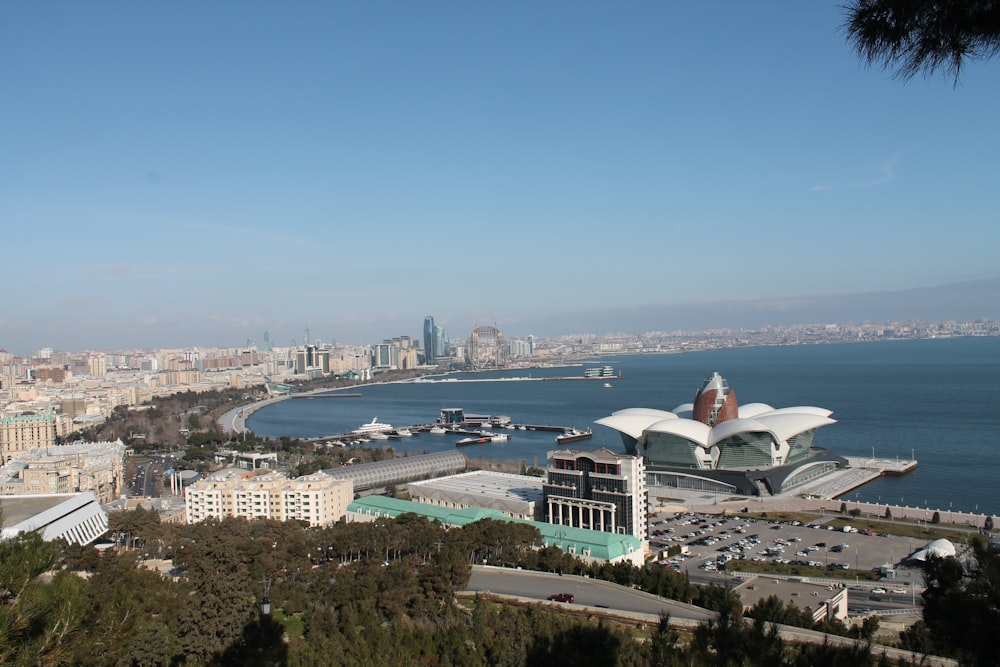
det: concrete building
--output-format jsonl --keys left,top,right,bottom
{"left": 408, "top": 470, "right": 544, "bottom": 521}
{"left": 544, "top": 447, "right": 648, "bottom": 541}
{"left": 347, "top": 495, "right": 644, "bottom": 565}
{"left": 185, "top": 470, "right": 353, "bottom": 527}
{"left": 0, "top": 492, "right": 109, "bottom": 546}
{"left": 1, "top": 413, "right": 73, "bottom": 464}
{"left": 0, "top": 439, "right": 126, "bottom": 503}
{"left": 735, "top": 576, "right": 849, "bottom": 623}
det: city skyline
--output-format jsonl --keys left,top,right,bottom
{"left": 3, "top": 4, "right": 997, "bottom": 354}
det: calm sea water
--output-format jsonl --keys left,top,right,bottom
{"left": 248, "top": 337, "right": 1000, "bottom": 516}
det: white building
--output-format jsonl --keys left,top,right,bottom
{"left": 185, "top": 470, "right": 353, "bottom": 527}
{"left": 543, "top": 448, "right": 648, "bottom": 541}
{"left": 0, "top": 492, "right": 109, "bottom": 546}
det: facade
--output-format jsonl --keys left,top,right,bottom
{"left": 1, "top": 413, "right": 72, "bottom": 464}
{"left": 543, "top": 448, "right": 647, "bottom": 541}
{"left": 423, "top": 316, "right": 436, "bottom": 363}
{"left": 596, "top": 371, "right": 846, "bottom": 496}
{"left": 0, "top": 439, "right": 126, "bottom": 503}
{"left": 184, "top": 470, "right": 353, "bottom": 527}
{"left": 348, "top": 495, "right": 644, "bottom": 565}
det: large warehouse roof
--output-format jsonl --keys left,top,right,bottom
{"left": 0, "top": 492, "right": 109, "bottom": 545}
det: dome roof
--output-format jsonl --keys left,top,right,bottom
{"left": 911, "top": 538, "right": 957, "bottom": 561}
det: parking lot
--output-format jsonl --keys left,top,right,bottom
{"left": 647, "top": 510, "right": 925, "bottom": 600}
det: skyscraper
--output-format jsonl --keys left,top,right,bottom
{"left": 423, "top": 316, "right": 435, "bottom": 363}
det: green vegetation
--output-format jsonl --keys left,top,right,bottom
{"left": 898, "top": 536, "right": 1000, "bottom": 667}
{"left": 734, "top": 510, "right": 817, "bottom": 525}
{"left": 823, "top": 517, "right": 972, "bottom": 544}
{"left": 2, "top": 507, "right": 912, "bottom": 666}
{"left": 725, "top": 559, "right": 882, "bottom": 582}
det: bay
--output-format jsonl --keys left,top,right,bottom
{"left": 247, "top": 336, "right": 1000, "bottom": 517}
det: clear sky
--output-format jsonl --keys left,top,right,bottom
{"left": 2, "top": 2, "right": 997, "bottom": 355}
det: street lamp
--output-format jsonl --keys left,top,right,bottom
{"left": 259, "top": 578, "right": 271, "bottom": 616}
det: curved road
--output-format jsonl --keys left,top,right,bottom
{"left": 464, "top": 566, "right": 715, "bottom": 622}
{"left": 461, "top": 566, "right": 955, "bottom": 666}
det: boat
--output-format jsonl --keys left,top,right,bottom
{"left": 456, "top": 436, "right": 491, "bottom": 446}
{"left": 353, "top": 417, "right": 393, "bottom": 435}
{"left": 603, "top": 382, "right": 613, "bottom": 388}
{"left": 394, "top": 429, "right": 413, "bottom": 437}
{"left": 488, "top": 432, "right": 510, "bottom": 443}
{"left": 584, "top": 365, "right": 615, "bottom": 378}
{"left": 555, "top": 428, "right": 593, "bottom": 445}
{"left": 429, "top": 425, "right": 447, "bottom": 435}
{"left": 368, "top": 432, "right": 390, "bottom": 440}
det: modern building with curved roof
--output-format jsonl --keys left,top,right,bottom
{"left": 595, "top": 371, "right": 846, "bottom": 496}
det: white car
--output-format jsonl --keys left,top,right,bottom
{"left": 871, "top": 588, "right": 887, "bottom": 594}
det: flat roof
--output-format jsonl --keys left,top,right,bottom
{"left": 408, "top": 470, "right": 544, "bottom": 504}
{"left": 0, "top": 494, "right": 72, "bottom": 526}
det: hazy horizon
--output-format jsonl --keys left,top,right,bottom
{"left": 2, "top": 276, "right": 997, "bottom": 356}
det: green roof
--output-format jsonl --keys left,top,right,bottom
{"left": 348, "top": 495, "right": 642, "bottom": 562}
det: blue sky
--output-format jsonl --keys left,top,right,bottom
{"left": 2, "top": 2, "right": 997, "bottom": 355}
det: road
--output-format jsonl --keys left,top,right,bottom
{"left": 464, "top": 566, "right": 715, "bottom": 622}
{"left": 462, "top": 566, "right": 954, "bottom": 666}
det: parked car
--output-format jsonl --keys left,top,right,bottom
{"left": 548, "top": 593, "right": 574, "bottom": 603}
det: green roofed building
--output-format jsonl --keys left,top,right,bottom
{"left": 347, "top": 495, "right": 644, "bottom": 565}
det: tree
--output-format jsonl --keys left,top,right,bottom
{"left": 843, "top": 0, "right": 1000, "bottom": 83}
{"left": 916, "top": 536, "right": 1000, "bottom": 666}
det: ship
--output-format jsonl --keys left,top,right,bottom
{"left": 583, "top": 365, "right": 615, "bottom": 378}
{"left": 353, "top": 417, "right": 393, "bottom": 435}
{"left": 455, "top": 436, "right": 491, "bottom": 446}
{"left": 555, "top": 428, "right": 593, "bottom": 445}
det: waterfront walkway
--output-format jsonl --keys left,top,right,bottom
{"left": 659, "top": 457, "right": 998, "bottom": 529}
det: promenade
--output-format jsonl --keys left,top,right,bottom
{"left": 659, "top": 457, "right": 998, "bottom": 530}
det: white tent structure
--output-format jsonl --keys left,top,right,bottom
{"left": 909, "top": 538, "right": 957, "bottom": 562}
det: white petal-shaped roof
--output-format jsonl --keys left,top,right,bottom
{"left": 611, "top": 407, "right": 678, "bottom": 419}
{"left": 671, "top": 402, "right": 694, "bottom": 419}
{"left": 706, "top": 413, "right": 836, "bottom": 447}
{"left": 643, "top": 418, "right": 712, "bottom": 446}
{"left": 754, "top": 412, "right": 837, "bottom": 441}
{"left": 758, "top": 406, "right": 834, "bottom": 418}
{"left": 596, "top": 411, "right": 676, "bottom": 439}
{"left": 708, "top": 417, "right": 773, "bottom": 447}
{"left": 737, "top": 402, "right": 774, "bottom": 418}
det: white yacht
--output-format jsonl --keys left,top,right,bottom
{"left": 353, "top": 417, "right": 393, "bottom": 435}
{"left": 429, "top": 425, "right": 447, "bottom": 435}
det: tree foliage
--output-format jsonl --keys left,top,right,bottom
{"left": 843, "top": 0, "right": 1000, "bottom": 82}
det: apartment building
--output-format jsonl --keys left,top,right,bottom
{"left": 185, "top": 470, "right": 353, "bottom": 527}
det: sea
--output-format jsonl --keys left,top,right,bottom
{"left": 247, "top": 336, "right": 1000, "bottom": 518}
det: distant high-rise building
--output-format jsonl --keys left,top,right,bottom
{"left": 435, "top": 326, "right": 447, "bottom": 360}
{"left": 262, "top": 331, "right": 272, "bottom": 352}
{"left": 423, "top": 316, "right": 436, "bottom": 363}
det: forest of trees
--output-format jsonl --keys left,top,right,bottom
{"left": 8, "top": 505, "right": 996, "bottom": 666}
